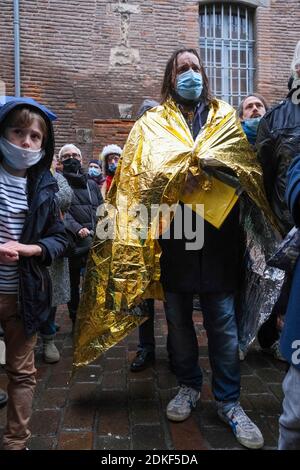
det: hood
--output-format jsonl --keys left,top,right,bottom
{"left": 0, "top": 96, "right": 56, "bottom": 174}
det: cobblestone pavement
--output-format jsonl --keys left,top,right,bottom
{"left": 0, "top": 301, "right": 287, "bottom": 450}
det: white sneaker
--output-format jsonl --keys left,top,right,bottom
{"left": 166, "top": 385, "right": 200, "bottom": 422}
{"left": 218, "top": 402, "right": 264, "bottom": 449}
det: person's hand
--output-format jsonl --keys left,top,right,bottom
{"left": 0, "top": 244, "right": 19, "bottom": 263}
{"left": 182, "top": 171, "right": 203, "bottom": 196}
{"left": 2, "top": 241, "right": 42, "bottom": 257}
{"left": 78, "top": 228, "right": 90, "bottom": 239}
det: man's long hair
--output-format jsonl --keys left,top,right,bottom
{"left": 160, "top": 48, "right": 214, "bottom": 104}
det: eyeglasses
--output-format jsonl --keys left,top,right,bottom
{"left": 62, "top": 154, "right": 81, "bottom": 161}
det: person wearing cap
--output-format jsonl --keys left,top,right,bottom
{"left": 88, "top": 159, "right": 105, "bottom": 189}
{"left": 0, "top": 97, "right": 68, "bottom": 449}
{"left": 59, "top": 144, "right": 103, "bottom": 326}
{"left": 100, "top": 144, "right": 122, "bottom": 198}
{"left": 256, "top": 41, "right": 300, "bottom": 360}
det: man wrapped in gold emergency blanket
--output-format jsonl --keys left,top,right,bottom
{"left": 73, "top": 97, "right": 278, "bottom": 369}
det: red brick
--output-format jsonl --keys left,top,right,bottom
{"left": 57, "top": 432, "right": 93, "bottom": 450}
{"left": 170, "top": 416, "right": 209, "bottom": 450}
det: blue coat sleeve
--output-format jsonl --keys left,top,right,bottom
{"left": 37, "top": 198, "right": 69, "bottom": 266}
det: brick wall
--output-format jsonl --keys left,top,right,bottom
{"left": 0, "top": 0, "right": 299, "bottom": 161}
{"left": 93, "top": 119, "right": 134, "bottom": 159}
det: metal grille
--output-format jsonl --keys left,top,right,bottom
{"left": 199, "top": 2, "right": 255, "bottom": 107}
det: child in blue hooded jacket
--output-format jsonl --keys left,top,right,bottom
{"left": 0, "top": 97, "right": 68, "bottom": 450}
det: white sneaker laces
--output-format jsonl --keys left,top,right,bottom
{"left": 230, "top": 405, "right": 255, "bottom": 432}
{"left": 173, "top": 386, "right": 197, "bottom": 407}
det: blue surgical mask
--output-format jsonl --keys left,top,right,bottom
{"left": 88, "top": 167, "right": 101, "bottom": 177}
{"left": 0, "top": 136, "right": 45, "bottom": 170}
{"left": 108, "top": 162, "right": 117, "bottom": 174}
{"left": 243, "top": 117, "right": 261, "bottom": 133}
{"left": 242, "top": 117, "right": 261, "bottom": 145}
{"left": 176, "top": 70, "right": 203, "bottom": 101}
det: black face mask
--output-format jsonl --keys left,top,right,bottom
{"left": 62, "top": 158, "right": 81, "bottom": 174}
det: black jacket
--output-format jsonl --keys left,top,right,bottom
{"left": 256, "top": 82, "right": 300, "bottom": 235}
{"left": 159, "top": 101, "right": 240, "bottom": 294}
{"left": 63, "top": 171, "right": 103, "bottom": 236}
{"left": 0, "top": 99, "right": 68, "bottom": 336}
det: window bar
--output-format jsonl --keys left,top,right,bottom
{"left": 204, "top": 5, "right": 208, "bottom": 75}
{"left": 229, "top": 4, "right": 233, "bottom": 106}
{"left": 237, "top": 6, "right": 241, "bottom": 105}
{"left": 213, "top": 3, "right": 217, "bottom": 96}
{"left": 245, "top": 7, "right": 249, "bottom": 95}
{"left": 221, "top": 2, "right": 225, "bottom": 100}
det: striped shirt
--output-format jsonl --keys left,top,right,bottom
{"left": 0, "top": 164, "right": 28, "bottom": 294}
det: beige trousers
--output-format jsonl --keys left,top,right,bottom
{"left": 0, "top": 294, "right": 37, "bottom": 450}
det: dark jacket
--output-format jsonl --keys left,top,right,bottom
{"left": 0, "top": 98, "right": 68, "bottom": 336}
{"left": 280, "top": 155, "right": 300, "bottom": 369}
{"left": 63, "top": 171, "right": 103, "bottom": 236}
{"left": 159, "top": 101, "right": 240, "bottom": 294}
{"left": 256, "top": 82, "right": 300, "bottom": 235}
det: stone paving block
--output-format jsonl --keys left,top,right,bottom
{"left": 157, "top": 371, "right": 178, "bottom": 389}
{"left": 247, "top": 394, "right": 281, "bottom": 415}
{"left": 200, "top": 383, "right": 214, "bottom": 401}
{"left": 169, "top": 417, "right": 209, "bottom": 450}
{"left": 98, "top": 405, "right": 130, "bottom": 436}
{"left": 131, "top": 400, "right": 161, "bottom": 425}
{"left": 101, "top": 372, "right": 126, "bottom": 390}
{"left": 245, "top": 350, "right": 274, "bottom": 369}
{"left": 255, "top": 368, "right": 285, "bottom": 384}
{"left": 47, "top": 372, "right": 72, "bottom": 389}
{"left": 240, "top": 375, "right": 269, "bottom": 393}
{"left": 129, "top": 380, "right": 156, "bottom": 400}
{"left": 128, "top": 365, "right": 155, "bottom": 380}
{"left": 239, "top": 361, "right": 254, "bottom": 376}
{"left": 132, "top": 424, "right": 167, "bottom": 450}
{"left": 245, "top": 412, "right": 278, "bottom": 448}
{"left": 104, "top": 346, "right": 127, "bottom": 359}
{"left": 0, "top": 375, "right": 8, "bottom": 389}
{"left": 36, "top": 388, "right": 68, "bottom": 410}
{"left": 0, "top": 407, "right": 7, "bottom": 428}
{"left": 265, "top": 416, "right": 280, "bottom": 437}
{"left": 268, "top": 384, "right": 284, "bottom": 402}
{"left": 96, "top": 436, "right": 131, "bottom": 450}
{"left": 201, "top": 426, "right": 244, "bottom": 450}
{"left": 75, "top": 366, "right": 102, "bottom": 383}
{"left": 62, "top": 403, "right": 96, "bottom": 430}
{"left": 35, "top": 365, "right": 50, "bottom": 381}
{"left": 3, "top": 302, "right": 285, "bottom": 451}
{"left": 28, "top": 436, "right": 56, "bottom": 450}
{"left": 194, "top": 402, "right": 221, "bottom": 428}
{"left": 57, "top": 431, "right": 93, "bottom": 450}
{"left": 30, "top": 410, "right": 61, "bottom": 436}
{"left": 68, "top": 383, "right": 99, "bottom": 405}
{"left": 103, "top": 357, "right": 126, "bottom": 372}
{"left": 49, "top": 356, "right": 73, "bottom": 373}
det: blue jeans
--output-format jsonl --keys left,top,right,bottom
{"left": 39, "top": 307, "right": 57, "bottom": 336}
{"left": 138, "top": 299, "right": 155, "bottom": 353}
{"left": 164, "top": 292, "right": 240, "bottom": 404}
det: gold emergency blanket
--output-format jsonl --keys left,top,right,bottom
{"left": 73, "top": 97, "right": 278, "bottom": 369}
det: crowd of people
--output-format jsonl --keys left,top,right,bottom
{"left": 0, "top": 40, "right": 300, "bottom": 451}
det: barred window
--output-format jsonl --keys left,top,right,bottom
{"left": 199, "top": 2, "right": 255, "bottom": 107}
